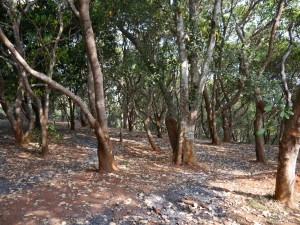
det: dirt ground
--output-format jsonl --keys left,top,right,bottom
{"left": 0, "top": 120, "right": 300, "bottom": 225}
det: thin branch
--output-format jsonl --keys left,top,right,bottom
{"left": 23, "top": 0, "right": 38, "bottom": 13}
{"left": 65, "top": 0, "right": 80, "bottom": 19}
{"left": 280, "top": 23, "right": 293, "bottom": 108}
{"left": 260, "top": 0, "right": 285, "bottom": 74}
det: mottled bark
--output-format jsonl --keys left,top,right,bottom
{"left": 275, "top": 87, "right": 300, "bottom": 208}
{"left": 87, "top": 62, "right": 97, "bottom": 118}
{"left": 77, "top": 0, "right": 116, "bottom": 171}
{"left": 254, "top": 98, "right": 266, "bottom": 162}
{"left": 175, "top": 1, "right": 196, "bottom": 165}
{"left": 222, "top": 110, "right": 233, "bottom": 142}
{"left": 203, "top": 87, "right": 219, "bottom": 145}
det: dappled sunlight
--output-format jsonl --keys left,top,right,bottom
{"left": 1, "top": 125, "right": 299, "bottom": 225}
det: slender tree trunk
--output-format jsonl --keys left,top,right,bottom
{"left": 275, "top": 87, "right": 300, "bottom": 208}
{"left": 22, "top": 91, "right": 34, "bottom": 143}
{"left": 69, "top": 97, "right": 75, "bottom": 130}
{"left": 80, "top": 109, "right": 88, "bottom": 127}
{"left": 254, "top": 97, "right": 266, "bottom": 162}
{"left": 40, "top": 117, "right": 49, "bottom": 156}
{"left": 222, "top": 110, "right": 233, "bottom": 142}
{"left": 143, "top": 90, "right": 160, "bottom": 151}
{"left": 154, "top": 118, "right": 163, "bottom": 138}
{"left": 13, "top": 79, "right": 25, "bottom": 144}
{"left": 128, "top": 107, "right": 136, "bottom": 132}
{"left": 203, "top": 87, "right": 220, "bottom": 144}
{"left": 77, "top": 0, "right": 116, "bottom": 171}
{"left": 175, "top": 1, "right": 196, "bottom": 165}
{"left": 87, "top": 62, "right": 97, "bottom": 118}
{"left": 144, "top": 117, "right": 160, "bottom": 151}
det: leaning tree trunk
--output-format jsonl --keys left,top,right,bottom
{"left": 143, "top": 90, "right": 160, "bottom": 151}
{"left": 144, "top": 117, "right": 160, "bottom": 151}
{"left": 275, "top": 86, "right": 300, "bottom": 208}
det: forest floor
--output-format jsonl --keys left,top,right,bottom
{"left": 0, "top": 120, "right": 300, "bottom": 225}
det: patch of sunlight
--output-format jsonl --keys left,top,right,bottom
{"left": 19, "top": 152, "right": 31, "bottom": 159}
{"left": 25, "top": 210, "right": 49, "bottom": 216}
{"left": 110, "top": 137, "right": 119, "bottom": 142}
{"left": 49, "top": 218, "right": 64, "bottom": 224}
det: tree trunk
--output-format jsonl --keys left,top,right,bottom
{"left": 40, "top": 117, "right": 49, "bottom": 156}
{"left": 77, "top": 0, "right": 116, "bottom": 171}
{"left": 203, "top": 87, "right": 220, "bottom": 145}
{"left": 254, "top": 98, "right": 266, "bottom": 162}
{"left": 13, "top": 80, "right": 25, "bottom": 144}
{"left": 80, "top": 109, "right": 88, "bottom": 127}
{"left": 22, "top": 91, "right": 34, "bottom": 143}
{"left": 275, "top": 87, "right": 300, "bottom": 208}
{"left": 165, "top": 114, "right": 179, "bottom": 155}
{"left": 69, "top": 97, "right": 75, "bottom": 130}
{"left": 0, "top": 2, "right": 118, "bottom": 172}
{"left": 128, "top": 107, "right": 135, "bottom": 132}
{"left": 222, "top": 110, "right": 233, "bottom": 142}
{"left": 87, "top": 62, "right": 97, "bottom": 118}
{"left": 142, "top": 90, "right": 160, "bottom": 151}
{"left": 174, "top": 2, "right": 196, "bottom": 165}
{"left": 154, "top": 119, "right": 163, "bottom": 138}
{"left": 144, "top": 117, "right": 160, "bottom": 151}
{"left": 95, "top": 126, "right": 118, "bottom": 172}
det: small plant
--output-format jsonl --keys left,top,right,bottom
{"left": 248, "top": 197, "right": 268, "bottom": 211}
{"left": 48, "top": 124, "right": 62, "bottom": 140}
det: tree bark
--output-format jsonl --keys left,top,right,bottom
{"left": 87, "top": 62, "right": 97, "bottom": 118}
{"left": 203, "top": 87, "right": 220, "bottom": 144}
{"left": 222, "top": 110, "right": 233, "bottom": 142}
{"left": 254, "top": 97, "right": 266, "bottom": 162}
{"left": 69, "top": 97, "right": 76, "bottom": 130}
{"left": 275, "top": 86, "right": 300, "bottom": 208}
{"left": 77, "top": 0, "right": 116, "bottom": 171}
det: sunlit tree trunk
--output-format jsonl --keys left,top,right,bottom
{"left": 275, "top": 87, "right": 300, "bottom": 208}
{"left": 175, "top": 0, "right": 196, "bottom": 165}
{"left": 87, "top": 62, "right": 97, "bottom": 118}
{"left": 275, "top": 27, "right": 298, "bottom": 207}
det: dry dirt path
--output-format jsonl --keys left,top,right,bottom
{"left": 0, "top": 121, "right": 300, "bottom": 225}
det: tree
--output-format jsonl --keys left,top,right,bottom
{"left": 235, "top": 0, "right": 285, "bottom": 162}
{"left": 0, "top": 0, "right": 118, "bottom": 172}
{"left": 275, "top": 19, "right": 300, "bottom": 207}
{"left": 173, "top": 0, "right": 221, "bottom": 165}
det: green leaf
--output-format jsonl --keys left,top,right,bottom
{"left": 264, "top": 104, "right": 272, "bottom": 112}
{"left": 256, "top": 128, "right": 266, "bottom": 136}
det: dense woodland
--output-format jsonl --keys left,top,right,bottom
{"left": 0, "top": 0, "right": 300, "bottom": 214}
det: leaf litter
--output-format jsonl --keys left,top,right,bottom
{"left": 0, "top": 121, "right": 299, "bottom": 225}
